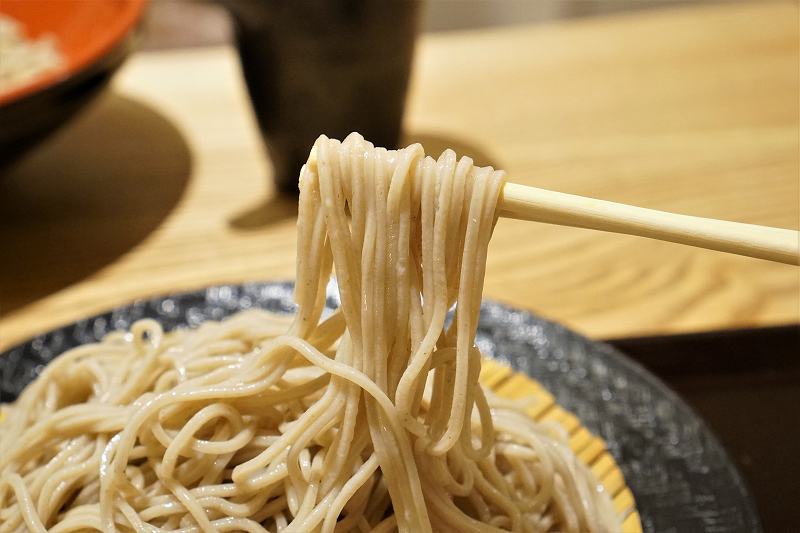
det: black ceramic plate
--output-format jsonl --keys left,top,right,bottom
{"left": 0, "top": 282, "right": 760, "bottom": 533}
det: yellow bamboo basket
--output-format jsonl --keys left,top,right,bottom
{"left": 481, "top": 358, "right": 642, "bottom": 532}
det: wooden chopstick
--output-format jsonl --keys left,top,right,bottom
{"left": 306, "top": 147, "right": 799, "bottom": 265}
{"left": 501, "top": 182, "right": 800, "bottom": 265}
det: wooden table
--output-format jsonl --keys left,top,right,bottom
{"left": 0, "top": 1, "right": 797, "bottom": 350}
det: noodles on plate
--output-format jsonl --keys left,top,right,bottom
{"left": 0, "top": 133, "right": 618, "bottom": 532}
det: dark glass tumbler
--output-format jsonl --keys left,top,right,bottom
{"left": 219, "top": 1, "right": 420, "bottom": 194}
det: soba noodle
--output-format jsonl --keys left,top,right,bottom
{"left": 0, "top": 134, "right": 617, "bottom": 532}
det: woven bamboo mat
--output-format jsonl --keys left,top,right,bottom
{"left": 481, "top": 358, "right": 642, "bottom": 532}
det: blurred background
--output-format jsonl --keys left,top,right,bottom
{"left": 142, "top": 0, "right": 725, "bottom": 47}
{"left": 0, "top": 0, "right": 798, "bottom": 530}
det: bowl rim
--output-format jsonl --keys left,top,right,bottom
{"left": 0, "top": 0, "right": 148, "bottom": 107}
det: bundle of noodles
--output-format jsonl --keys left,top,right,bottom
{"left": 0, "top": 133, "right": 618, "bottom": 532}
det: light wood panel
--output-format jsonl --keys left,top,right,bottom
{"left": 0, "top": 2, "right": 798, "bottom": 349}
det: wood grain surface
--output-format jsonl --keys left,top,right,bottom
{"left": 0, "top": 2, "right": 797, "bottom": 350}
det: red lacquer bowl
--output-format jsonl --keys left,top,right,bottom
{"left": 0, "top": 0, "right": 147, "bottom": 165}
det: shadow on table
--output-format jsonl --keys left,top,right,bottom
{"left": 228, "top": 195, "right": 298, "bottom": 230}
{"left": 227, "top": 130, "right": 501, "bottom": 232}
{"left": 402, "top": 131, "right": 500, "bottom": 169}
{"left": 0, "top": 92, "right": 192, "bottom": 316}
